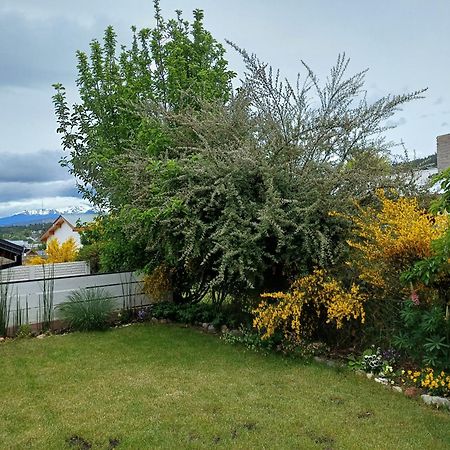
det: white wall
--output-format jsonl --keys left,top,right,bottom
{"left": 2, "top": 271, "right": 152, "bottom": 328}
{"left": 48, "top": 221, "right": 81, "bottom": 247}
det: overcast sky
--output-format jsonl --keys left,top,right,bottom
{"left": 0, "top": 0, "right": 449, "bottom": 217}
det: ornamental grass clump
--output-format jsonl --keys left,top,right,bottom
{"left": 58, "top": 288, "right": 114, "bottom": 331}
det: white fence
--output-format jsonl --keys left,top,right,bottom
{"left": 0, "top": 261, "right": 90, "bottom": 282}
{"left": 1, "top": 271, "right": 151, "bottom": 329}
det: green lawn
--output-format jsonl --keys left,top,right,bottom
{"left": 1, "top": 324, "right": 449, "bottom": 449}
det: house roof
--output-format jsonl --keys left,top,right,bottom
{"left": 0, "top": 238, "right": 26, "bottom": 268}
{"left": 40, "top": 214, "right": 97, "bottom": 243}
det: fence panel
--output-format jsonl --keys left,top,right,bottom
{"left": 1, "top": 271, "right": 155, "bottom": 329}
{"left": 0, "top": 261, "right": 90, "bottom": 282}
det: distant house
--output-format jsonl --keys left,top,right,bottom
{"left": 40, "top": 214, "right": 97, "bottom": 248}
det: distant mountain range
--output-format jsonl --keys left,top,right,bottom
{"left": 0, "top": 206, "right": 96, "bottom": 227}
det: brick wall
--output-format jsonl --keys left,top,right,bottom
{"left": 437, "top": 133, "right": 450, "bottom": 171}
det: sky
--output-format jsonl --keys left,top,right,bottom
{"left": 0, "top": 0, "right": 449, "bottom": 217}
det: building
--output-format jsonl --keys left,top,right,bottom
{"left": 0, "top": 239, "right": 27, "bottom": 269}
{"left": 437, "top": 133, "right": 450, "bottom": 172}
{"left": 40, "top": 214, "right": 97, "bottom": 248}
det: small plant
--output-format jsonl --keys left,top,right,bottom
{"left": 401, "top": 368, "right": 450, "bottom": 397}
{"left": 38, "top": 264, "right": 55, "bottom": 332}
{"left": 222, "top": 326, "right": 277, "bottom": 353}
{"left": 348, "top": 346, "right": 399, "bottom": 377}
{"left": 15, "top": 324, "right": 32, "bottom": 339}
{"left": 57, "top": 288, "right": 114, "bottom": 331}
{"left": 0, "top": 270, "right": 12, "bottom": 337}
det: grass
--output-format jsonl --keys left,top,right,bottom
{"left": 1, "top": 324, "right": 450, "bottom": 449}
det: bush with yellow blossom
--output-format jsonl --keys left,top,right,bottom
{"left": 253, "top": 269, "right": 366, "bottom": 343}
{"left": 338, "top": 189, "right": 447, "bottom": 294}
{"left": 27, "top": 237, "right": 79, "bottom": 265}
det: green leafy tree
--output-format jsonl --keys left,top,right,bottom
{"left": 53, "top": 1, "right": 234, "bottom": 208}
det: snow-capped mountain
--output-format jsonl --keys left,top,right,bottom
{"left": 0, "top": 206, "right": 97, "bottom": 227}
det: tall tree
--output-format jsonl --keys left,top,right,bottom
{"left": 53, "top": 1, "right": 234, "bottom": 208}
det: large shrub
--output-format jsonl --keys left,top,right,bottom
{"left": 54, "top": 2, "right": 423, "bottom": 304}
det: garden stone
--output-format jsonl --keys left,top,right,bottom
{"left": 366, "top": 372, "right": 374, "bottom": 380}
{"left": 404, "top": 387, "right": 421, "bottom": 398}
{"left": 159, "top": 319, "right": 168, "bottom": 324}
{"left": 0, "top": 337, "right": 4, "bottom": 342}
{"left": 374, "top": 377, "right": 388, "bottom": 385}
{"left": 220, "top": 325, "right": 229, "bottom": 333}
{"left": 151, "top": 317, "right": 158, "bottom": 323}
{"left": 392, "top": 386, "right": 402, "bottom": 393}
{"left": 202, "top": 323, "right": 209, "bottom": 329}
{"left": 229, "top": 329, "right": 243, "bottom": 337}
{"left": 208, "top": 324, "right": 216, "bottom": 333}
{"left": 36, "top": 334, "right": 46, "bottom": 339}
{"left": 421, "top": 395, "right": 450, "bottom": 409}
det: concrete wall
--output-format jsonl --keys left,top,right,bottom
{"left": 1, "top": 271, "right": 150, "bottom": 329}
{"left": 437, "top": 133, "right": 450, "bottom": 172}
{"left": 0, "top": 261, "right": 90, "bottom": 282}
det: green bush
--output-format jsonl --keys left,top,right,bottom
{"left": 393, "top": 300, "right": 450, "bottom": 370}
{"left": 58, "top": 288, "right": 114, "bottom": 331}
{"left": 149, "top": 301, "right": 251, "bottom": 328}
{"left": 15, "top": 324, "right": 32, "bottom": 338}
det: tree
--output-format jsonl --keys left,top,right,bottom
{"left": 53, "top": 1, "right": 235, "bottom": 208}
{"left": 96, "top": 52, "right": 424, "bottom": 304}
{"left": 53, "top": 3, "right": 424, "bottom": 304}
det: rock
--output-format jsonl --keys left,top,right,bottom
{"left": 159, "top": 319, "right": 168, "bottom": 324}
{"left": 366, "top": 372, "right": 374, "bottom": 380}
{"left": 150, "top": 317, "right": 158, "bottom": 323}
{"left": 229, "top": 329, "right": 243, "bottom": 337}
{"left": 374, "top": 377, "right": 389, "bottom": 385}
{"left": 220, "top": 325, "right": 229, "bottom": 333}
{"left": 421, "top": 394, "right": 450, "bottom": 409}
{"left": 0, "top": 337, "right": 5, "bottom": 342}
{"left": 355, "top": 370, "right": 366, "bottom": 377}
{"left": 36, "top": 334, "right": 46, "bottom": 339}
{"left": 404, "top": 387, "right": 421, "bottom": 398}
{"left": 202, "top": 323, "right": 209, "bottom": 329}
{"left": 207, "top": 324, "right": 216, "bottom": 333}
{"left": 392, "top": 386, "right": 403, "bottom": 393}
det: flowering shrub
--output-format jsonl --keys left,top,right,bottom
{"left": 28, "top": 237, "right": 79, "bottom": 265}
{"left": 337, "top": 190, "right": 447, "bottom": 292}
{"left": 402, "top": 368, "right": 450, "bottom": 397}
{"left": 349, "top": 346, "right": 399, "bottom": 378}
{"left": 253, "top": 269, "right": 366, "bottom": 343}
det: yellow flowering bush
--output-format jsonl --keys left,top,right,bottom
{"left": 27, "top": 237, "right": 79, "bottom": 265}
{"left": 336, "top": 190, "right": 447, "bottom": 293}
{"left": 402, "top": 368, "right": 450, "bottom": 397}
{"left": 253, "top": 269, "right": 366, "bottom": 343}
{"left": 143, "top": 265, "right": 173, "bottom": 301}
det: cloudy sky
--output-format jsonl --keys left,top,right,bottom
{"left": 0, "top": 0, "right": 449, "bottom": 217}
